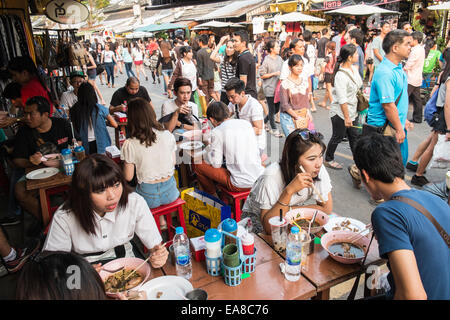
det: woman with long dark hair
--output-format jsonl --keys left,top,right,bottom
{"left": 8, "top": 56, "right": 55, "bottom": 114}
{"left": 324, "top": 44, "right": 361, "bottom": 170}
{"left": 407, "top": 47, "right": 450, "bottom": 186}
{"left": 132, "top": 41, "right": 148, "bottom": 81}
{"left": 242, "top": 128, "right": 333, "bottom": 234}
{"left": 168, "top": 46, "right": 198, "bottom": 103}
{"left": 43, "top": 154, "right": 169, "bottom": 267}
{"left": 70, "top": 82, "right": 117, "bottom": 154}
{"left": 121, "top": 98, "right": 179, "bottom": 227}
{"left": 159, "top": 41, "right": 176, "bottom": 98}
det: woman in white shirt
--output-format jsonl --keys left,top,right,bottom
{"left": 101, "top": 43, "right": 117, "bottom": 88}
{"left": 242, "top": 128, "right": 333, "bottom": 234}
{"left": 324, "top": 44, "right": 362, "bottom": 170}
{"left": 121, "top": 97, "right": 179, "bottom": 227}
{"left": 132, "top": 41, "right": 148, "bottom": 81}
{"left": 169, "top": 46, "right": 198, "bottom": 101}
{"left": 43, "top": 154, "right": 168, "bottom": 267}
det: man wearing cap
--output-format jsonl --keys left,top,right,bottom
{"left": 59, "top": 71, "right": 85, "bottom": 110}
{"left": 109, "top": 77, "right": 153, "bottom": 114}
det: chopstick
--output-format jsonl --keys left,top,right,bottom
{"left": 299, "top": 165, "right": 326, "bottom": 203}
{"left": 124, "top": 241, "right": 169, "bottom": 280}
{"left": 348, "top": 225, "right": 373, "bottom": 244}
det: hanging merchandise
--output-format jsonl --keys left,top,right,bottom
{"left": 273, "top": 20, "right": 281, "bottom": 33}
{"left": 252, "top": 16, "right": 265, "bottom": 35}
{"left": 0, "top": 15, "right": 29, "bottom": 69}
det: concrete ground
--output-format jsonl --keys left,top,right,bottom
{"left": 0, "top": 67, "right": 448, "bottom": 300}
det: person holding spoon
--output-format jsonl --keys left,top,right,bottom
{"left": 43, "top": 154, "right": 168, "bottom": 268}
{"left": 242, "top": 128, "right": 333, "bottom": 234}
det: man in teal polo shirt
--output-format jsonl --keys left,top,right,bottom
{"left": 367, "top": 29, "right": 413, "bottom": 166}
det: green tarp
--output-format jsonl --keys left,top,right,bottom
{"left": 135, "top": 23, "right": 186, "bottom": 33}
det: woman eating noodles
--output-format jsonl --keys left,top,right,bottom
{"left": 43, "top": 154, "right": 168, "bottom": 268}
{"left": 242, "top": 129, "right": 333, "bottom": 234}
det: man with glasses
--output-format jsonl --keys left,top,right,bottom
{"left": 59, "top": 71, "right": 85, "bottom": 111}
{"left": 12, "top": 96, "right": 79, "bottom": 221}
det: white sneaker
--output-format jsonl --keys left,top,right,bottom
{"left": 270, "top": 129, "right": 283, "bottom": 138}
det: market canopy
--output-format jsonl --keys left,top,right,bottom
{"left": 427, "top": 2, "right": 450, "bottom": 10}
{"left": 192, "top": 21, "right": 245, "bottom": 30}
{"left": 325, "top": 4, "right": 400, "bottom": 15}
{"left": 268, "top": 12, "right": 325, "bottom": 22}
{"left": 135, "top": 23, "right": 187, "bottom": 33}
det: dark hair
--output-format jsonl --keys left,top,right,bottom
{"left": 2, "top": 82, "right": 21, "bottom": 100}
{"left": 400, "top": 21, "right": 411, "bottom": 30}
{"left": 206, "top": 101, "right": 229, "bottom": 123}
{"left": 62, "top": 154, "right": 131, "bottom": 235}
{"left": 160, "top": 41, "right": 172, "bottom": 63}
{"left": 126, "top": 76, "right": 140, "bottom": 87}
{"left": 16, "top": 251, "right": 107, "bottom": 300}
{"left": 411, "top": 31, "right": 424, "bottom": 43}
{"left": 288, "top": 54, "right": 304, "bottom": 68}
{"left": 382, "top": 29, "right": 410, "bottom": 54}
{"left": 291, "top": 38, "right": 309, "bottom": 62}
{"left": 180, "top": 46, "right": 192, "bottom": 58}
{"left": 25, "top": 96, "right": 50, "bottom": 115}
{"left": 265, "top": 39, "right": 277, "bottom": 53}
{"left": 303, "top": 30, "right": 312, "bottom": 42}
{"left": 173, "top": 77, "right": 192, "bottom": 93}
{"left": 233, "top": 30, "right": 249, "bottom": 46}
{"left": 127, "top": 97, "right": 164, "bottom": 147}
{"left": 438, "top": 48, "right": 450, "bottom": 84}
{"left": 331, "top": 44, "right": 357, "bottom": 86}
{"left": 199, "top": 34, "right": 209, "bottom": 45}
{"left": 225, "top": 40, "right": 238, "bottom": 66}
{"left": 279, "top": 129, "right": 326, "bottom": 186}
{"left": 349, "top": 28, "right": 364, "bottom": 47}
{"left": 321, "top": 28, "right": 328, "bottom": 36}
{"left": 224, "top": 77, "right": 245, "bottom": 94}
{"left": 353, "top": 134, "right": 405, "bottom": 183}
{"left": 380, "top": 21, "right": 390, "bottom": 29}
{"left": 70, "top": 82, "right": 99, "bottom": 140}
{"left": 424, "top": 38, "right": 436, "bottom": 58}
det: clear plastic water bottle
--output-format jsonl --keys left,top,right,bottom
{"left": 284, "top": 226, "right": 302, "bottom": 282}
{"left": 173, "top": 227, "right": 192, "bottom": 280}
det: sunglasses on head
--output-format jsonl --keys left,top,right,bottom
{"left": 298, "top": 129, "right": 323, "bottom": 141}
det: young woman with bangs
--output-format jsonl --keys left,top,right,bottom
{"left": 43, "top": 154, "right": 168, "bottom": 268}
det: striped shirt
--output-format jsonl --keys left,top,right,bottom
{"left": 220, "top": 55, "right": 237, "bottom": 91}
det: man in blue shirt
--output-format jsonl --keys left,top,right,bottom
{"left": 354, "top": 134, "right": 450, "bottom": 300}
{"left": 368, "top": 29, "right": 413, "bottom": 166}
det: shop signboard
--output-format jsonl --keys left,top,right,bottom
{"left": 311, "top": 0, "right": 401, "bottom": 11}
{"left": 45, "top": 0, "right": 90, "bottom": 24}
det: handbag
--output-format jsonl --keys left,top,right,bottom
{"left": 362, "top": 91, "right": 402, "bottom": 137}
{"left": 96, "top": 63, "right": 105, "bottom": 75}
{"left": 338, "top": 69, "right": 368, "bottom": 112}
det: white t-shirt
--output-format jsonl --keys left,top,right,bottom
{"left": 133, "top": 48, "right": 143, "bottom": 61}
{"left": 59, "top": 89, "right": 77, "bottom": 109}
{"left": 120, "top": 130, "right": 176, "bottom": 184}
{"left": 205, "top": 119, "right": 264, "bottom": 189}
{"left": 180, "top": 59, "right": 198, "bottom": 91}
{"left": 43, "top": 192, "right": 162, "bottom": 263}
{"left": 87, "top": 122, "right": 95, "bottom": 142}
{"left": 103, "top": 50, "right": 114, "bottom": 63}
{"left": 227, "top": 96, "right": 266, "bottom": 151}
{"left": 242, "top": 162, "right": 332, "bottom": 231}
{"left": 160, "top": 99, "right": 199, "bottom": 119}
{"left": 280, "top": 59, "right": 290, "bottom": 81}
{"left": 306, "top": 43, "right": 317, "bottom": 69}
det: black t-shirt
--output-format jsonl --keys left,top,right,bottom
{"left": 236, "top": 51, "right": 257, "bottom": 99}
{"left": 13, "top": 118, "right": 75, "bottom": 159}
{"left": 110, "top": 86, "right": 151, "bottom": 107}
{"left": 317, "top": 37, "right": 329, "bottom": 59}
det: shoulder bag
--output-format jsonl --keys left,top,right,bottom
{"left": 338, "top": 68, "right": 368, "bottom": 112}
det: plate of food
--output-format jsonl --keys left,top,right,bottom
{"left": 26, "top": 167, "right": 60, "bottom": 180}
{"left": 99, "top": 257, "right": 151, "bottom": 298}
{"left": 284, "top": 208, "right": 329, "bottom": 234}
{"left": 179, "top": 141, "right": 204, "bottom": 151}
{"left": 324, "top": 217, "right": 368, "bottom": 235}
{"left": 321, "top": 230, "right": 371, "bottom": 264}
{"left": 140, "top": 275, "right": 193, "bottom": 300}
{"left": 182, "top": 129, "right": 202, "bottom": 141}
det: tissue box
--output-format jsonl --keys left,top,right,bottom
{"left": 190, "top": 236, "right": 206, "bottom": 262}
{"left": 105, "top": 146, "right": 121, "bottom": 164}
{"left": 114, "top": 112, "right": 127, "bottom": 123}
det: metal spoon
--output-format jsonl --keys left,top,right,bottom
{"left": 308, "top": 210, "right": 318, "bottom": 235}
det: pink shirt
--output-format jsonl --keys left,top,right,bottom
{"left": 404, "top": 44, "right": 425, "bottom": 87}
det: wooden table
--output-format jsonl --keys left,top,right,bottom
{"left": 160, "top": 235, "right": 317, "bottom": 300}
{"left": 257, "top": 231, "right": 387, "bottom": 300}
{"left": 26, "top": 167, "right": 72, "bottom": 227}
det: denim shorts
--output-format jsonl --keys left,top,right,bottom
{"left": 161, "top": 69, "right": 173, "bottom": 77}
{"left": 136, "top": 176, "right": 179, "bottom": 209}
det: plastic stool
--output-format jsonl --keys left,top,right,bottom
{"left": 44, "top": 185, "right": 70, "bottom": 235}
{"left": 217, "top": 185, "right": 250, "bottom": 222}
{"left": 144, "top": 198, "right": 186, "bottom": 253}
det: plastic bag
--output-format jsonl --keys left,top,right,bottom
{"left": 430, "top": 135, "right": 450, "bottom": 169}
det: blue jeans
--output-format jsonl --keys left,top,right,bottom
{"left": 105, "top": 62, "right": 114, "bottom": 85}
{"left": 280, "top": 112, "right": 296, "bottom": 137}
{"left": 136, "top": 176, "right": 179, "bottom": 209}
{"left": 125, "top": 62, "right": 135, "bottom": 78}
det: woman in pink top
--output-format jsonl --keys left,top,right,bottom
{"left": 319, "top": 41, "right": 336, "bottom": 109}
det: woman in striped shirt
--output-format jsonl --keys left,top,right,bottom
{"left": 210, "top": 35, "right": 238, "bottom": 105}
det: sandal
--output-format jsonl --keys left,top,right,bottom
{"left": 348, "top": 164, "right": 361, "bottom": 189}
{"left": 324, "top": 161, "right": 343, "bottom": 170}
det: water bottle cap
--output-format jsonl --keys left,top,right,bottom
{"left": 204, "top": 228, "right": 221, "bottom": 243}
{"left": 74, "top": 146, "right": 85, "bottom": 152}
{"left": 61, "top": 148, "right": 71, "bottom": 155}
{"left": 222, "top": 218, "right": 237, "bottom": 232}
{"left": 291, "top": 226, "right": 300, "bottom": 234}
{"left": 176, "top": 227, "right": 184, "bottom": 235}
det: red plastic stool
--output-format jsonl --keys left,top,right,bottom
{"left": 44, "top": 185, "right": 70, "bottom": 235}
{"left": 144, "top": 198, "right": 187, "bottom": 253}
{"left": 217, "top": 185, "right": 250, "bottom": 222}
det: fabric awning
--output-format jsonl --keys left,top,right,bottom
{"left": 135, "top": 23, "right": 187, "bottom": 33}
